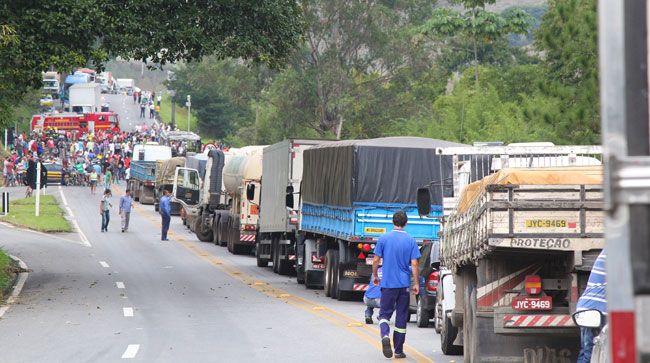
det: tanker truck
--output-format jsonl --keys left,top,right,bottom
{"left": 218, "top": 146, "right": 265, "bottom": 255}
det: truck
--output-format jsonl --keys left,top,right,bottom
{"left": 175, "top": 149, "right": 229, "bottom": 243}
{"left": 42, "top": 72, "right": 61, "bottom": 99}
{"left": 115, "top": 78, "right": 135, "bottom": 94}
{"left": 295, "top": 137, "right": 459, "bottom": 296}
{"left": 69, "top": 83, "right": 101, "bottom": 113}
{"left": 98, "top": 72, "right": 114, "bottom": 94}
{"left": 416, "top": 144, "right": 604, "bottom": 362}
{"left": 256, "top": 139, "right": 327, "bottom": 275}
{"left": 179, "top": 152, "right": 209, "bottom": 227}
{"left": 219, "top": 146, "right": 266, "bottom": 254}
{"left": 154, "top": 157, "right": 186, "bottom": 215}
{"left": 128, "top": 144, "right": 172, "bottom": 205}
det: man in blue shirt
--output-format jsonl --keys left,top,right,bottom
{"left": 159, "top": 189, "right": 172, "bottom": 241}
{"left": 119, "top": 189, "right": 133, "bottom": 233}
{"left": 372, "top": 211, "right": 420, "bottom": 359}
{"left": 364, "top": 267, "right": 382, "bottom": 324}
{"left": 576, "top": 249, "right": 607, "bottom": 363}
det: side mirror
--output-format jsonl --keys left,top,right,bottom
{"left": 246, "top": 184, "right": 256, "bottom": 201}
{"left": 572, "top": 309, "right": 603, "bottom": 328}
{"left": 417, "top": 187, "right": 431, "bottom": 216}
{"left": 286, "top": 185, "right": 294, "bottom": 208}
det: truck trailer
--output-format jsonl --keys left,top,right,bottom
{"left": 296, "top": 137, "right": 460, "bottom": 297}
{"left": 69, "top": 83, "right": 101, "bottom": 113}
{"left": 128, "top": 144, "right": 172, "bottom": 205}
{"left": 154, "top": 157, "right": 186, "bottom": 215}
{"left": 417, "top": 145, "right": 604, "bottom": 362}
{"left": 256, "top": 139, "right": 327, "bottom": 275}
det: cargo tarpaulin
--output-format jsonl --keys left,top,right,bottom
{"left": 302, "top": 137, "right": 464, "bottom": 207}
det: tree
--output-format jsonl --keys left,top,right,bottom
{"left": 0, "top": 1, "right": 304, "bottom": 126}
{"left": 535, "top": 0, "right": 599, "bottom": 144}
{"left": 417, "top": 0, "right": 533, "bottom": 85}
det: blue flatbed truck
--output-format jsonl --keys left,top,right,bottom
{"left": 295, "top": 137, "right": 462, "bottom": 299}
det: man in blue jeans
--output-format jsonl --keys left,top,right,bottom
{"left": 364, "top": 267, "right": 382, "bottom": 324}
{"left": 577, "top": 249, "right": 607, "bottom": 363}
{"left": 372, "top": 211, "right": 420, "bottom": 359}
{"left": 159, "top": 189, "right": 171, "bottom": 241}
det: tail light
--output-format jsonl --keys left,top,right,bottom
{"left": 426, "top": 271, "right": 440, "bottom": 292}
{"left": 311, "top": 253, "right": 324, "bottom": 263}
{"left": 524, "top": 275, "right": 542, "bottom": 295}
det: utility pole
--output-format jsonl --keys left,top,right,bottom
{"left": 186, "top": 95, "right": 191, "bottom": 132}
{"left": 3, "top": 129, "right": 6, "bottom": 150}
{"left": 35, "top": 161, "right": 41, "bottom": 216}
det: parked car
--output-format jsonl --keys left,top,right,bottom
{"left": 43, "top": 162, "right": 63, "bottom": 185}
{"left": 39, "top": 94, "right": 54, "bottom": 107}
{"left": 408, "top": 240, "right": 440, "bottom": 327}
{"left": 434, "top": 268, "right": 462, "bottom": 355}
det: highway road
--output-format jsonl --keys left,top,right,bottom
{"left": 0, "top": 94, "right": 461, "bottom": 362}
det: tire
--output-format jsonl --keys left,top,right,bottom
{"left": 441, "top": 311, "right": 463, "bottom": 355}
{"left": 256, "top": 240, "right": 269, "bottom": 267}
{"left": 463, "top": 271, "right": 478, "bottom": 363}
{"left": 277, "top": 242, "right": 291, "bottom": 276}
{"left": 324, "top": 250, "right": 335, "bottom": 297}
{"left": 416, "top": 297, "right": 431, "bottom": 328}
{"left": 194, "top": 217, "right": 213, "bottom": 242}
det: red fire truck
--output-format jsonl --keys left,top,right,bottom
{"left": 31, "top": 112, "right": 120, "bottom": 133}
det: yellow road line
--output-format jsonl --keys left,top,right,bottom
{"left": 115, "top": 183, "right": 433, "bottom": 362}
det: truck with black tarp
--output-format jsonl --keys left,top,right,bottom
{"left": 256, "top": 139, "right": 328, "bottom": 275}
{"left": 296, "top": 137, "right": 460, "bottom": 297}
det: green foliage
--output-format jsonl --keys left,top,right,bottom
{"left": 0, "top": 195, "right": 72, "bottom": 233}
{"left": 0, "top": 0, "right": 304, "bottom": 127}
{"left": 534, "top": 0, "right": 599, "bottom": 143}
{"left": 0, "top": 249, "right": 12, "bottom": 297}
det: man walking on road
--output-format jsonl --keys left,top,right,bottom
{"left": 100, "top": 189, "right": 112, "bottom": 232}
{"left": 372, "top": 211, "right": 420, "bottom": 359}
{"left": 119, "top": 189, "right": 133, "bottom": 233}
{"left": 159, "top": 189, "right": 171, "bottom": 241}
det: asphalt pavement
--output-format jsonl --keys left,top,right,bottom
{"left": 0, "top": 94, "right": 461, "bottom": 362}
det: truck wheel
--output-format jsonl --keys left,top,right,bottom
{"left": 212, "top": 218, "right": 219, "bottom": 245}
{"left": 256, "top": 241, "right": 269, "bottom": 267}
{"left": 463, "top": 272, "right": 478, "bottom": 363}
{"left": 416, "top": 297, "right": 430, "bottom": 328}
{"left": 324, "top": 250, "right": 335, "bottom": 297}
{"left": 441, "top": 311, "right": 463, "bottom": 355}
{"left": 195, "top": 217, "right": 213, "bottom": 242}
{"left": 434, "top": 300, "right": 443, "bottom": 334}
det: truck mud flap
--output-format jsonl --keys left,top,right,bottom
{"left": 473, "top": 313, "right": 579, "bottom": 363}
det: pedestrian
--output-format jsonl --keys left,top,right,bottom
{"left": 576, "top": 249, "right": 607, "bottom": 363}
{"left": 140, "top": 103, "right": 145, "bottom": 118}
{"left": 89, "top": 169, "right": 98, "bottom": 194}
{"left": 159, "top": 189, "right": 171, "bottom": 241}
{"left": 104, "top": 167, "right": 112, "bottom": 191}
{"left": 100, "top": 189, "right": 112, "bottom": 232}
{"left": 119, "top": 189, "right": 133, "bottom": 233}
{"left": 372, "top": 211, "right": 420, "bottom": 359}
{"left": 364, "top": 267, "right": 382, "bottom": 324}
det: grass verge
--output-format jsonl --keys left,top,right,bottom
{"left": 159, "top": 94, "right": 200, "bottom": 133}
{"left": 0, "top": 195, "right": 72, "bottom": 233}
{"left": 0, "top": 250, "right": 13, "bottom": 298}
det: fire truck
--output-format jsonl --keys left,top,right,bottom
{"left": 31, "top": 112, "right": 120, "bottom": 133}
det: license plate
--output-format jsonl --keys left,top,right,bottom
{"left": 312, "top": 263, "right": 325, "bottom": 269}
{"left": 511, "top": 296, "right": 553, "bottom": 311}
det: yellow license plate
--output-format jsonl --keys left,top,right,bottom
{"left": 525, "top": 219, "right": 567, "bottom": 228}
{"left": 364, "top": 227, "right": 386, "bottom": 234}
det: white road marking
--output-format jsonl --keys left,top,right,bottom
{"left": 58, "top": 189, "right": 68, "bottom": 206}
{"left": 121, "top": 344, "right": 140, "bottom": 359}
{"left": 0, "top": 256, "right": 29, "bottom": 318}
{"left": 99, "top": 261, "right": 110, "bottom": 268}
{"left": 123, "top": 307, "right": 134, "bottom": 317}
{"left": 65, "top": 206, "right": 74, "bottom": 216}
{"left": 116, "top": 281, "right": 125, "bottom": 289}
